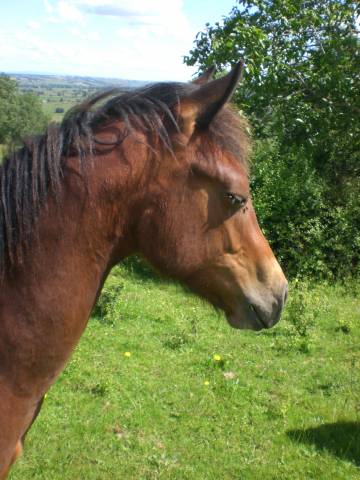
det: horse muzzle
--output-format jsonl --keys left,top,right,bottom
{"left": 227, "top": 283, "right": 288, "bottom": 330}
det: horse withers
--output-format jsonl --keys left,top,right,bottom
{"left": 0, "top": 62, "right": 287, "bottom": 478}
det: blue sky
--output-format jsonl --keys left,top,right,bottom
{"left": 0, "top": 0, "right": 236, "bottom": 81}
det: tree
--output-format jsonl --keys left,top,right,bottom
{"left": 0, "top": 75, "right": 18, "bottom": 145}
{"left": 185, "top": 0, "right": 359, "bottom": 174}
{"left": 185, "top": 1, "right": 360, "bottom": 278}
{"left": 0, "top": 74, "right": 49, "bottom": 145}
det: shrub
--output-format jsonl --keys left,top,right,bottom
{"left": 251, "top": 139, "right": 360, "bottom": 279}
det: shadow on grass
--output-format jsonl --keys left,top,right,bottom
{"left": 121, "top": 255, "right": 163, "bottom": 283}
{"left": 287, "top": 421, "right": 360, "bottom": 466}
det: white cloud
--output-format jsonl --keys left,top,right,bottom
{"left": 75, "top": 0, "right": 184, "bottom": 18}
{"left": 1, "top": 0, "right": 196, "bottom": 81}
{"left": 27, "top": 21, "right": 41, "bottom": 30}
{"left": 43, "top": 0, "right": 85, "bottom": 23}
{"left": 57, "top": 1, "right": 85, "bottom": 23}
{"left": 43, "top": 0, "right": 54, "bottom": 13}
{"left": 68, "top": 27, "right": 100, "bottom": 40}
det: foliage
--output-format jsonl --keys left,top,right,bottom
{"left": 251, "top": 139, "right": 360, "bottom": 278}
{"left": 185, "top": 0, "right": 360, "bottom": 279}
{"left": 9, "top": 264, "right": 360, "bottom": 479}
{"left": 0, "top": 74, "right": 49, "bottom": 145}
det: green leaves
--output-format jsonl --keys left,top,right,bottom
{"left": 185, "top": 0, "right": 360, "bottom": 279}
{"left": 185, "top": 1, "right": 359, "bottom": 155}
{"left": 0, "top": 74, "right": 49, "bottom": 146}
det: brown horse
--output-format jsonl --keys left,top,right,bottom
{"left": 0, "top": 63, "right": 287, "bottom": 478}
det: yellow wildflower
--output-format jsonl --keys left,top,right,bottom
{"left": 123, "top": 351, "right": 131, "bottom": 357}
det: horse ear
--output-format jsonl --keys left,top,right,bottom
{"left": 192, "top": 66, "right": 216, "bottom": 85}
{"left": 180, "top": 61, "right": 244, "bottom": 136}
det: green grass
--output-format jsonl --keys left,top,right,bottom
{"left": 41, "top": 95, "right": 78, "bottom": 122}
{"left": 42, "top": 100, "right": 74, "bottom": 122}
{"left": 9, "top": 260, "right": 360, "bottom": 479}
{"left": 41, "top": 87, "right": 97, "bottom": 121}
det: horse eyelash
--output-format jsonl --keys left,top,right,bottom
{"left": 224, "top": 192, "right": 247, "bottom": 207}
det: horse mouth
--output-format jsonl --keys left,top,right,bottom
{"left": 248, "top": 304, "right": 269, "bottom": 329}
{"left": 226, "top": 303, "right": 270, "bottom": 331}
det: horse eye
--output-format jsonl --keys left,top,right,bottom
{"left": 224, "top": 192, "right": 247, "bottom": 208}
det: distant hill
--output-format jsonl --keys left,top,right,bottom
{"left": 0, "top": 73, "right": 150, "bottom": 122}
{"left": 5, "top": 73, "right": 148, "bottom": 92}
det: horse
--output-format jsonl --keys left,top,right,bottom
{"left": 0, "top": 62, "right": 287, "bottom": 478}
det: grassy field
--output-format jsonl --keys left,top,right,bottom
{"left": 9, "top": 259, "right": 360, "bottom": 479}
{"left": 10, "top": 72, "right": 147, "bottom": 122}
{"left": 40, "top": 87, "right": 95, "bottom": 122}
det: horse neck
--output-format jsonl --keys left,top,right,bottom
{"left": 0, "top": 151, "right": 137, "bottom": 397}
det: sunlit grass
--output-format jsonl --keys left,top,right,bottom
{"left": 9, "top": 261, "right": 360, "bottom": 479}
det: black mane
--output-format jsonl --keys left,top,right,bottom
{"left": 0, "top": 82, "right": 250, "bottom": 276}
